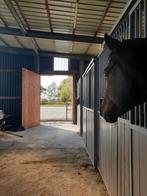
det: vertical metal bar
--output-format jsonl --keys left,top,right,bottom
{"left": 139, "top": 105, "right": 142, "bottom": 126}
{"left": 80, "top": 78, "right": 83, "bottom": 136}
{"left": 94, "top": 57, "right": 98, "bottom": 168}
{"left": 131, "top": 108, "right": 135, "bottom": 124}
{"left": 135, "top": 10, "right": 137, "bottom": 38}
{"left": 143, "top": 102, "right": 147, "bottom": 128}
{"left": 130, "top": 128, "right": 133, "bottom": 196}
{"left": 144, "top": 0, "right": 147, "bottom": 36}
{"left": 129, "top": 110, "right": 131, "bottom": 122}
{"left": 126, "top": 17, "right": 129, "bottom": 39}
{"left": 135, "top": 106, "right": 139, "bottom": 125}
{"left": 138, "top": 3, "right": 142, "bottom": 37}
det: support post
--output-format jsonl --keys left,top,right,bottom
{"left": 94, "top": 57, "right": 99, "bottom": 168}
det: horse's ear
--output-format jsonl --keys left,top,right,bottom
{"left": 104, "top": 33, "right": 121, "bottom": 50}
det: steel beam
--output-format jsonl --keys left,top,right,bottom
{"left": 4, "top": 0, "right": 26, "bottom": 34}
{"left": 45, "top": 0, "right": 53, "bottom": 32}
{"left": 0, "top": 46, "right": 92, "bottom": 59}
{"left": 0, "top": 27, "right": 104, "bottom": 44}
{"left": 0, "top": 37, "right": 10, "bottom": 47}
{"left": 4, "top": 0, "right": 39, "bottom": 53}
{"left": 73, "top": 0, "right": 79, "bottom": 34}
{"left": 95, "top": 0, "right": 112, "bottom": 36}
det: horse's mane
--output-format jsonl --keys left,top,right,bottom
{"left": 122, "top": 38, "right": 147, "bottom": 49}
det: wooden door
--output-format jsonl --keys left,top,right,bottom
{"left": 22, "top": 68, "right": 40, "bottom": 128}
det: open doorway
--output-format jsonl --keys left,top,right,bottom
{"left": 40, "top": 75, "right": 73, "bottom": 122}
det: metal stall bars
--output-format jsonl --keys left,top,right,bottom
{"left": 81, "top": 58, "right": 98, "bottom": 167}
{"left": 98, "top": 0, "right": 147, "bottom": 196}
{"left": 77, "top": 78, "right": 81, "bottom": 129}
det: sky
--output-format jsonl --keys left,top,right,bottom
{"left": 41, "top": 75, "right": 68, "bottom": 88}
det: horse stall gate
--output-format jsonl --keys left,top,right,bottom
{"left": 78, "top": 0, "right": 147, "bottom": 195}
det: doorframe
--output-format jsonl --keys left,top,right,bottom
{"left": 40, "top": 73, "right": 77, "bottom": 124}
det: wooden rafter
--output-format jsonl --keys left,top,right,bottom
{"left": 94, "top": 0, "right": 112, "bottom": 36}
{"left": 14, "top": 0, "right": 30, "bottom": 30}
{"left": 0, "top": 37, "right": 9, "bottom": 47}
{"left": 45, "top": 0, "right": 53, "bottom": 32}
{"left": 0, "top": 12, "right": 24, "bottom": 48}
{"left": 85, "top": 44, "right": 91, "bottom": 54}
{"left": 73, "top": 0, "right": 79, "bottom": 34}
{"left": 0, "top": 15, "right": 8, "bottom": 27}
{"left": 45, "top": 0, "right": 57, "bottom": 51}
{"left": 11, "top": 0, "right": 39, "bottom": 52}
{"left": 0, "top": 15, "right": 10, "bottom": 47}
{"left": 14, "top": 36, "right": 24, "bottom": 48}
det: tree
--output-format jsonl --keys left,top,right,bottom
{"left": 47, "top": 82, "right": 58, "bottom": 100}
{"left": 58, "top": 77, "right": 73, "bottom": 102}
{"left": 40, "top": 85, "right": 47, "bottom": 98}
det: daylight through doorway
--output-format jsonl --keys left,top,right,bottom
{"left": 40, "top": 75, "right": 73, "bottom": 121}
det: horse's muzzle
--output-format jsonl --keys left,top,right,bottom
{"left": 100, "top": 96, "right": 119, "bottom": 123}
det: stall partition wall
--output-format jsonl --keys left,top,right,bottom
{"left": 79, "top": 0, "right": 147, "bottom": 195}
{"left": 80, "top": 58, "right": 98, "bottom": 166}
{"left": 98, "top": 1, "right": 147, "bottom": 196}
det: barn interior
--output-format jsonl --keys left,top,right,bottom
{"left": 0, "top": 0, "right": 146, "bottom": 196}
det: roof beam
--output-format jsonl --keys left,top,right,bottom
{"left": 0, "top": 12, "right": 25, "bottom": 49}
{"left": 14, "top": 36, "right": 24, "bottom": 48}
{"left": 4, "top": 0, "right": 26, "bottom": 34}
{"left": 14, "top": 0, "right": 40, "bottom": 53}
{"left": 0, "top": 27, "right": 104, "bottom": 44}
{"left": 45, "top": 0, "right": 56, "bottom": 51}
{"left": 0, "top": 15, "right": 8, "bottom": 27}
{"left": 94, "top": 0, "right": 112, "bottom": 36}
{"left": 0, "top": 37, "right": 9, "bottom": 47}
{"left": 0, "top": 46, "right": 92, "bottom": 60}
{"left": 0, "top": 15, "right": 9, "bottom": 46}
{"left": 45, "top": 0, "right": 53, "bottom": 32}
{"left": 4, "top": 0, "right": 39, "bottom": 53}
{"left": 73, "top": 0, "right": 79, "bottom": 34}
{"left": 14, "top": 0, "right": 30, "bottom": 30}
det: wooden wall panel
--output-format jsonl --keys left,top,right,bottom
{"left": 22, "top": 68, "right": 40, "bottom": 128}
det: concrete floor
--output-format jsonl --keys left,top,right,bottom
{"left": 0, "top": 122, "right": 82, "bottom": 150}
{"left": 0, "top": 122, "right": 108, "bottom": 196}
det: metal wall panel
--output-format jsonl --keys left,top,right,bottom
{"left": 0, "top": 52, "right": 36, "bottom": 71}
{"left": 0, "top": 71, "right": 21, "bottom": 96}
{"left": 97, "top": 1, "right": 146, "bottom": 196}
{"left": 82, "top": 106, "right": 87, "bottom": 144}
{"left": 0, "top": 52, "right": 36, "bottom": 127}
{"left": 98, "top": 117, "right": 118, "bottom": 196}
{"left": 132, "top": 127, "right": 147, "bottom": 196}
{"left": 0, "top": 99, "right": 21, "bottom": 127}
{"left": 39, "top": 55, "right": 53, "bottom": 74}
{"left": 86, "top": 108, "right": 94, "bottom": 164}
{"left": 117, "top": 119, "right": 132, "bottom": 196}
{"left": 69, "top": 59, "right": 80, "bottom": 72}
{"left": 77, "top": 104, "right": 80, "bottom": 128}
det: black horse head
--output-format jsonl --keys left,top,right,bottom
{"left": 100, "top": 33, "right": 147, "bottom": 123}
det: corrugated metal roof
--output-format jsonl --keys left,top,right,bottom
{"left": 0, "top": 0, "right": 128, "bottom": 55}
